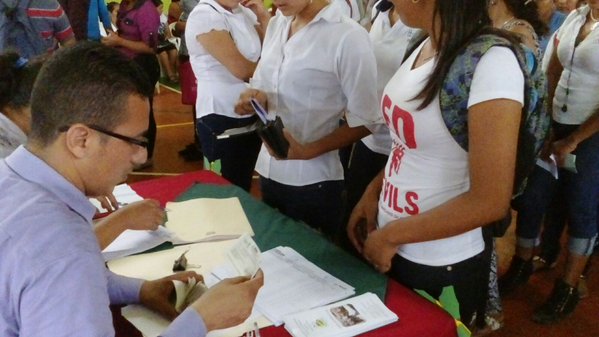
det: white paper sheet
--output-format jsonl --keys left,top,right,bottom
{"left": 89, "top": 183, "right": 144, "bottom": 212}
{"left": 212, "top": 247, "right": 355, "bottom": 326}
{"left": 164, "top": 197, "right": 254, "bottom": 242}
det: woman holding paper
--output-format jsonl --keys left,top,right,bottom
{"left": 347, "top": 0, "right": 526, "bottom": 330}
{"left": 234, "top": 0, "right": 381, "bottom": 239}
{"left": 528, "top": 1, "right": 599, "bottom": 323}
{"left": 185, "top": 0, "right": 270, "bottom": 191}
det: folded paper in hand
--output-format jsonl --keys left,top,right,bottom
{"left": 171, "top": 277, "right": 208, "bottom": 313}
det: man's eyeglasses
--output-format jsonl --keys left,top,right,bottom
{"left": 59, "top": 125, "right": 149, "bottom": 148}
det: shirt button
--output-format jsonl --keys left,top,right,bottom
{"left": 446, "top": 266, "right": 452, "bottom": 271}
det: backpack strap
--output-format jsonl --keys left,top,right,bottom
{"left": 439, "top": 34, "right": 524, "bottom": 151}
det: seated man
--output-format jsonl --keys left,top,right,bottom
{"left": 0, "top": 42, "right": 263, "bottom": 337}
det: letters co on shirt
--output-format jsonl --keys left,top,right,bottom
{"left": 381, "top": 94, "right": 419, "bottom": 216}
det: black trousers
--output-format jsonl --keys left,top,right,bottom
{"left": 132, "top": 53, "right": 160, "bottom": 159}
{"left": 388, "top": 248, "right": 489, "bottom": 327}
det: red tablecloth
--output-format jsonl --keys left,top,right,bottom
{"left": 125, "top": 171, "right": 457, "bottom": 337}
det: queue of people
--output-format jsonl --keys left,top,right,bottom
{"left": 0, "top": 0, "right": 597, "bottom": 336}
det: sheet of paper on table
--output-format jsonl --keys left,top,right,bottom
{"left": 107, "top": 241, "right": 273, "bottom": 337}
{"left": 102, "top": 197, "right": 253, "bottom": 261}
{"left": 89, "top": 183, "right": 143, "bottom": 212}
{"left": 212, "top": 246, "right": 356, "bottom": 327}
{"left": 164, "top": 197, "right": 254, "bottom": 242}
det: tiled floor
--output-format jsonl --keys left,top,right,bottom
{"left": 133, "top": 85, "right": 598, "bottom": 337}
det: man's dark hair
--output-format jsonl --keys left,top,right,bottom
{"left": 29, "top": 42, "right": 152, "bottom": 146}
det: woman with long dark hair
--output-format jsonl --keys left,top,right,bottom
{"left": 348, "top": 0, "right": 526, "bottom": 329}
{"left": 533, "top": 0, "right": 599, "bottom": 324}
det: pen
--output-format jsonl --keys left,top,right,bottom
{"left": 210, "top": 271, "right": 222, "bottom": 281}
{"left": 254, "top": 322, "right": 261, "bottom": 337}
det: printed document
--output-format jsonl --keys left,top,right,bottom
{"left": 212, "top": 246, "right": 355, "bottom": 326}
{"left": 284, "top": 292, "right": 398, "bottom": 337}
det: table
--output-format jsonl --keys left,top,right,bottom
{"left": 123, "top": 171, "right": 457, "bottom": 337}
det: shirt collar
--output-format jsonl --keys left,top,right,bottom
{"left": 202, "top": 0, "right": 242, "bottom": 15}
{"left": 4, "top": 146, "right": 97, "bottom": 223}
{"left": 279, "top": 1, "right": 347, "bottom": 25}
{"left": 312, "top": 1, "right": 347, "bottom": 24}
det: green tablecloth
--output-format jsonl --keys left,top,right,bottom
{"left": 178, "top": 182, "right": 388, "bottom": 300}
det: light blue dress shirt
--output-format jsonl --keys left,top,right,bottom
{"left": 0, "top": 146, "right": 206, "bottom": 337}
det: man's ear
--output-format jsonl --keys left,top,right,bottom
{"left": 63, "top": 124, "right": 94, "bottom": 159}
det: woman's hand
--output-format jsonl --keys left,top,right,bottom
{"left": 101, "top": 31, "right": 122, "bottom": 47}
{"left": 362, "top": 227, "right": 397, "bottom": 273}
{"left": 235, "top": 88, "right": 267, "bottom": 115}
{"left": 241, "top": 0, "right": 271, "bottom": 22}
{"left": 552, "top": 135, "right": 578, "bottom": 167}
{"left": 347, "top": 176, "right": 382, "bottom": 253}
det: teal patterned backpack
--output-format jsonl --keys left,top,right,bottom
{"left": 439, "top": 33, "right": 550, "bottom": 197}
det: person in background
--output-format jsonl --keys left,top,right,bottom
{"left": 342, "top": 0, "right": 417, "bottom": 250}
{"left": 107, "top": 1, "right": 120, "bottom": 26}
{"left": 0, "top": 42, "right": 264, "bottom": 337}
{"left": 0, "top": 51, "right": 165, "bottom": 251}
{"left": 58, "top": 0, "right": 114, "bottom": 41}
{"left": 102, "top": 0, "right": 161, "bottom": 169}
{"left": 484, "top": 0, "right": 546, "bottom": 333}
{"left": 555, "top": 0, "right": 580, "bottom": 12}
{"left": 186, "top": 0, "right": 270, "bottom": 191}
{"left": 169, "top": 0, "right": 183, "bottom": 22}
{"left": 235, "top": 0, "right": 380, "bottom": 240}
{"left": 537, "top": 0, "right": 567, "bottom": 53}
{"left": 348, "top": 0, "right": 525, "bottom": 330}
{"left": 155, "top": 0, "right": 179, "bottom": 84}
{"left": 1, "top": 0, "right": 75, "bottom": 58}
{"left": 532, "top": 1, "right": 599, "bottom": 324}
{"left": 173, "top": 0, "right": 203, "bottom": 162}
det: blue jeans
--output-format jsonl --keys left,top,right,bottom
{"left": 260, "top": 177, "right": 344, "bottom": 240}
{"left": 196, "top": 114, "right": 261, "bottom": 191}
{"left": 545, "top": 123, "right": 599, "bottom": 255}
{"left": 512, "top": 165, "right": 557, "bottom": 242}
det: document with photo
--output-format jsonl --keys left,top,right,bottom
{"left": 284, "top": 292, "right": 398, "bottom": 337}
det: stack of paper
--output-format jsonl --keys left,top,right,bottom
{"left": 102, "top": 197, "right": 253, "bottom": 261}
{"left": 212, "top": 246, "right": 355, "bottom": 326}
{"left": 284, "top": 292, "right": 398, "bottom": 337}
